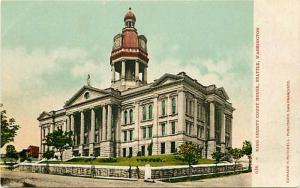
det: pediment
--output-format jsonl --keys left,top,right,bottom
{"left": 151, "top": 73, "right": 183, "bottom": 87}
{"left": 37, "top": 111, "right": 52, "bottom": 120}
{"left": 216, "top": 87, "right": 229, "bottom": 100}
{"left": 65, "top": 85, "right": 109, "bottom": 107}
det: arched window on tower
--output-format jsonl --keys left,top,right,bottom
{"left": 129, "top": 109, "right": 133, "bottom": 124}
{"left": 124, "top": 110, "right": 128, "bottom": 125}
{"left": 148, "top": 105, "right": 153, "bottom": 119}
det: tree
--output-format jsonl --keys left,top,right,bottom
{"left": 1, "top": 109, "right": 20, "bottom": 148}
{"left": 212, "top": 150, "right": 224, "bottom": 173}
{"left": 44, "top": 129, "right": 73, "bottom": 161}
{"left": 6, "top": 144, "right": 19, "bottom": 161}
{"left": 230, "top": 148, "right": 243, "bottom": 171}
{"left": 212, "top": 150, "right": 224, "bottom": 164}
{"left": 176, "top": 142, "right": 202, "bottom": 166}
{"left": 242, "top": 140, "right": 252, "bottom": 171}
{"left": 19, "top": 149, "right": 28, "bottom": 162}
{"left": 42, "top": 149, "right": 55, "bottom": 160}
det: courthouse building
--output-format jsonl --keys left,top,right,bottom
{"left": 38, "top": 8, "right": 234, "bottom": 160}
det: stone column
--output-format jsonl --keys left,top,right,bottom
{"left": 115, "top": 107, "right": 121, "bottom": 157}
{"left": 220, "top": 108, "right": 226, "bottom": 152}
{"left": 40, "top": 126, "right": 43, "bottom": 159}
{"left": 89, "top": 109, "right": 95, "bottom": 156}
{"left": 144, "top": 67, "right": 147, "bottom": 83}
{"left": 79, "top": 111, "right": 84, "bottom": 155}
{"left": 135, "top": 60, "right": 139, "bottom": 81}
{"left": 207, "top": 102, "right": 216, "bottom": 159}
{"left": 229, "top": 117, "right": 233, "bottom": 148}
{"left": 102, "top": 106, "right": 107, "bottom": 141}
{"left": 70, "top": 114, "right": 75, "bottom": 145}
{"left": 111, "top": 64, "right": 115, "bottom": 83}
{"left": 51, "top": 123, "right": 55, "bottom": 133}
{"left": 107, "top": 104, "right": 112, "bottom": 141}
{"left": 121, "top": 60, "right": 125, "bottom": 83}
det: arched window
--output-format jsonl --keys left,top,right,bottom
{"left": 148, "top": 105, "right": 153, "bottom": 119}
{"left": 143, "top": 106, "right": 147, "bottom": 120}
{"left": 129, "top": 109, "right": 133, "bottom": 123}
{"left": 124, "top": 110, "right": 128, "bottom": 125}
{"left": 162, "top": 99, "right": 166, "bottom": 116}
{"left": 171, "top": 98, "right": 176, "bottom": 114}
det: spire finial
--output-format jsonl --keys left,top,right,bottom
{"left": 87, "top": 74, "right": 91, "bottom": 86}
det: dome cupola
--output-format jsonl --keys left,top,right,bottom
{"left": 124, "top": 7, "right": 136, "bottom": 28}
{"left": 110, "top": 8, "right": 149, "bottom": 91}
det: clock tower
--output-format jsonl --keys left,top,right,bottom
{"left": 110, "top": 8, "right": 149, "bottom": 91}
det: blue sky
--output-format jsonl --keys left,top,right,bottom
{"left": 1, "top": 1, "right": 253, "bottom": 150}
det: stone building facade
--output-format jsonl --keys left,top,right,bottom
{"left": 38, "top": 8, "right": 234, "bottom": 160}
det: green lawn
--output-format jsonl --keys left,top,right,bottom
{"left": 44, "top": 154, "right": 214, "bottom": 167}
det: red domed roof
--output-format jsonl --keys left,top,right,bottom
{"left": 124, "top": 8, "right": 136, "bottom": 21}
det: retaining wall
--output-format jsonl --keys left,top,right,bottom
{"left": 17, "top": 163, "right": 243, "bottom": 180}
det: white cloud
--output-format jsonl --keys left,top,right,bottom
{"left": 1, "top": 47, "right": 97, "bottom": 151}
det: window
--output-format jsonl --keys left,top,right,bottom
{"left": 162, "top": 99, "right": 166, "bottom": 116}
{"left": 197, "top": 125, "right": 200, "bottom": 138}
{"left": 185, "top": 122, "right": 189, "bottom": 134}
{"left": 148, "top": 105, "right": 153, "bottom": 119}
{"left": 141, "top": 145, "right": 145, "bottom": 156}
{"left": 143, "top": 106, "right": 147, "bottom": 120}
{"left": 189, "top": 124, "right": 193, "bottom": 136}
{"left": 84, "top": 92, "right": 90, "bottom": 99}
{"left": 123, "top": 131, "right": 127, "bottom": 142}
{"left": 124, "top": 111, "right": 128, "bottom": 124}
{"left": 129, "top": 130, "right": 133, "bottom": 141}
{"left": 171, "top": 98, "right": 176, "bottom": 114}
{"left": 201, "top": 106, "right": 205, "bottom": 121}
{"left": 129, "top": 109, "right": 133, "bottom": 124}
{"left": 129, "top": 147, "right": 133, "bottom": 157}
{"left": 189, "top": 100, "right": 192, "bottom": 115}
{"left": 43, "top": 128, "right": 46, "bottom": 137}
{"left": 161, "top": 143, "right": 165, "bottom": 154}
{"left": 161, "top": 123, "right": 166, "bottom": 136}
{"left": 142, "top": 127, "right": 146, "bottom": 139}
{"left": 95, "top": 134, "right": 99, "bottom": 143}
{"left": 201, "top": 127, "right": 204, "bottom": 138}
{"left": 171, "top": 142, "right": 176, "bottom": 153}
{"left": 171, "top": 121, "right": 176, "bottom": 135}
{"left": 123, "top": 148, "right": 126, "bottom": 157}
{"left": 148, "top": 127, "right": 152, "bottom": 138}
